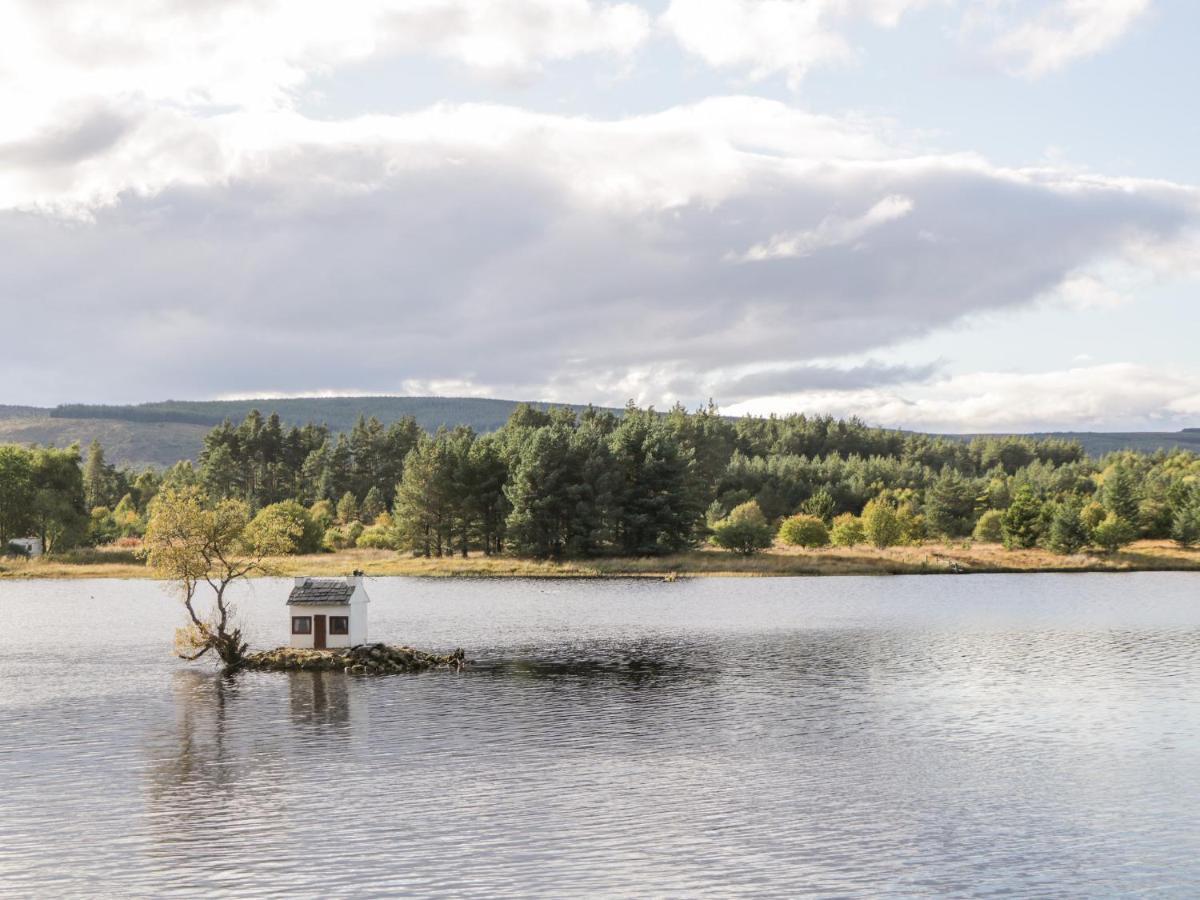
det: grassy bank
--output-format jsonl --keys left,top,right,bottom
{"left": 2, "top": 541, "right": 1199, "bottom": 580}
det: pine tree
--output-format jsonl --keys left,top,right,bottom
{"left": 1171, "top": 487, "right": 1200, "bottom": 548}
{"left": 359, "top": 486, "right": 386, "bottom": 525}
{"left": 504, "top": 423, "right": 580, "bottom": 558}
{"left": 799, "top": 488, "right": 836, "bottom": 525}
{"left": 393, "top": 432, "right": 456, "bottom": 557}
{"left": 466, "top": 435, "right": 511, "bottom": 555}
{"left": 1046, "top": 496, "right": 1089, "bottom": 555}
{"left": 925, "top": 468, "right": 977, "bottom": 538}
{"left": 200, "top": 444, "right": 241, "bottom": 502}
{"left": 83, "top": 439, "right": 114, "bottom": 511}
{"left": 336, "top": 491, "right": 359, "bottom": 525}
{"left": 1102, "top": 464, "right": 1140, "bottom": 523}
{"left": 326, "top": 435, "right": 353, "bottom": 501}
{"left": 608, "top": 409, "right": 703, "bottom": 555}
{"left": 1001, "top": 485, "right": 1043, "bottom": 549}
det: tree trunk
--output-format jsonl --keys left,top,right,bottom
{"left": 212, "top": 628, "right": 248, "bottom": 671}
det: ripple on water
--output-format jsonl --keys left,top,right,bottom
{"left": 1, "top": 573, "right": 1199, "bottom": 897}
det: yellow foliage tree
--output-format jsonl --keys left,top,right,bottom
{"left": 142, "top": 486, "right": 295, "bottom": 669}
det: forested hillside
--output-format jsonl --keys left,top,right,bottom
{"left": 0, "top": 396, "right": 1198, "bottom": 469}
{"left": 48, "top": 397, "right": 597, "bottom": 433}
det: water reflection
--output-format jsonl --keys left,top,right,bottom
{"left": 287, "top": 670, "right": 354, "bottom": 729}
{"left": 148, "top": 671, "right": 243, "bottom": 804}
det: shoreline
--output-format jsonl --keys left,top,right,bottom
{"left": 2, "top": 541, "right": 1198, "bottom": 580}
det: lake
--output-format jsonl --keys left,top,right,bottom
{"left": 1, "top": 573, "right": 1199, "bottom": 897}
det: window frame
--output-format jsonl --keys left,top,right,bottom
{"left": 329, "top": 616, "right": 350, "bottom": 635}
{"left": 291, "top": 616, "right": 313, "bottom": 635}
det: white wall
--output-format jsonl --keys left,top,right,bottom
{"left": 287, "top": 575, "right": 370, "bottom": 649}
{"left": 349, "top": 597, "right": 368, "bottom": 645}
{"left": 288, "top": 604, "right": 353, "bottom": 649}
{"left": 345, "top": 576, "right": 370, "bottom": 645}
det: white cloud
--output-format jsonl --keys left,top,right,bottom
{"left": 660, "top": 0, "right": 1152, "bottom": 87}
{"left": 660, "top": 0, "right": 936, "bottom": 89}
{"left": 0, "top": 1, "right": 650, "bottom": 147}
{"left": 1046, "top": 271, "right": 1130, "bottom": 310}
{"left": 984, "top": 0, "right": 1152, "bottom": 77}
{"left": 0, "top": 96, "right": 1197, "bottom": 408}
{"left": 737, "top": 194, "right": 913, "bottom": 261}
{"left": 725, "top": 363, "right": 1200, "bottom": 432}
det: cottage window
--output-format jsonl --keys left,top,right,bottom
{"left": 329, "top": 616, "right": 349, "bottom": 635}
{"left": 292, "top": 616, "right": 312, "bottom": 635}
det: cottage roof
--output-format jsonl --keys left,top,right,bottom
{"left": 287, "top": 578, "right": 354, "bottom": 606}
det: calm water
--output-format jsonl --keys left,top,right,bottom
{"left": 1, "top": 573, "right": 1199, "bottom": 897}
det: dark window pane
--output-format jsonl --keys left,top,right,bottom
{"left": 330, "top": 616, "right": 349, "bottom": 635}
{"left": 292, "top": 616, "right": 312, "bottom": 634}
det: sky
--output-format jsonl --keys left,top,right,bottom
{"left": 1, "top": 0, "right": 1198, "bottom": 432}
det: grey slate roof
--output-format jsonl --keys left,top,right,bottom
{"left": 287, "top": 579, "right": 354, "bottom": 606}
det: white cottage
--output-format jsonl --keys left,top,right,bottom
{"left": 287, "top": 572, "right": 369, "bottom": 649}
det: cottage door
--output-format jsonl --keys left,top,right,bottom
{"left": 314, "top": 615, "right": 327, "bottom": 650}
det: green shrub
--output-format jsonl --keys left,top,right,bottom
{"left": 1080, "top": 500, "right": 1106, "bottom": 531}
{"left": 323, "top": 521, "right": 364, "bottom": 551}
{"left": 830, "top": 513, "right": 865, "bottom": 547}
{"left": 246, "top": 500, "right": 323, "bottom": 555}
{"left": 308, "top": 499, "right": 335, "bottom": 531}
{"left": 778, "top": 514, "right": 830, "bottom": 548}
{"left": 972, "top": 509, "right": 1003, "bottom": 543}
{"left": 356, "top": 522, "right": 398, "bottom": 550}
{"left": 710, "top": 501, "right": 774, "bottom": 556}
{"left": 1092, "top": 514, "right": 1137, "bottom": 553}
{"left": 89, "top": 506, "right": 119, "bottom": 545}
{"left": 862, "top": 499, "right": 903, "bottom": 548}
{"left": 899, "top": 508, "right": 926, "bottom": 544}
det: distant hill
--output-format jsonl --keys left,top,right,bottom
{"left": 1, "top": 395, "right": 1197, "bottom": 469}
{"left": 947, "top": 430, "right": 1200, "bottom": 457}
{"left": 47, "top": 396, "right": 598, "bottom": 434}
{"left": 0, "top": 397, "right": 605, "bottom": 468}
{"left": 0, "top": 405, "right": 42, "bottom": 419}
{"left": 0, "top": 416, "right": 210, "bottom": 469}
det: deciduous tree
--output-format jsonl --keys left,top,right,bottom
{"left": 711, "top": 501, "right": 773, "bottom": 555}
{"left": 143, "top": 486, "right": 294, "bottom": 669}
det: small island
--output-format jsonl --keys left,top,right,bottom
{"left": 245, "top": 643, "right": 466, "bottom": 674}
{"left": 240, "top": 574, "right": 467, "bottom": 674}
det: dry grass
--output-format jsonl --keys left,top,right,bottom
{"left": 2, "top": 540, "right": 1198, "bottom": 580}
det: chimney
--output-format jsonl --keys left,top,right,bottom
{"left": 295, "top": 576, "right": 308, "bottom": 587}
{"left": 346, "top": 570, "right": 364, "bottom": 588}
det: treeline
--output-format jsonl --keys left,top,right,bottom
{"left": 5, "top": 403, "right": 1200, "bottom": 559}
{"left": 50, "top": 404, "right": 226, "bottom": 426}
